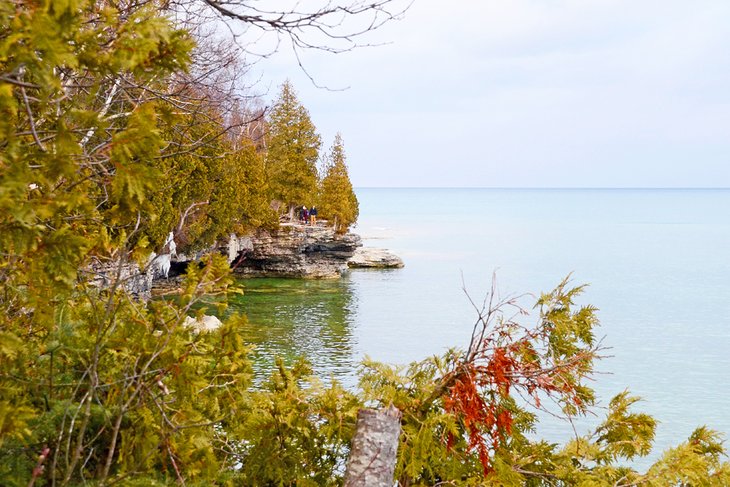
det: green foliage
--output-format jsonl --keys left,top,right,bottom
{"left": 266, "top": 81, "right": 322, "bottom": 214}
{"left": 644, "top": 427, "right": 730, "bottom": 486}
{"left": 318, "top": 133, "right": 359, "bottom": 233}
{"left": 234, "top": 358, "right": 360, "bottom": 485}
{"left": 1, "top": 0, "right": 190, "bottom": 379}
{"left": 0, "top": 1, "right": 255, "bottom": 484}
{"left": 1, "top": 1, "right": 728, "bottom": 485}
{"left": 0, "top": 0, "right": 192, "bottom": 299}
{"left": 534, "top": 278, "right": 600, "bottom": 416}
{"left": 147, "top": 110, "right": 276, "bottom": 252}
{"left": 0, "top": 269, "right": 254, "bottom": 486}
{"left": 209, "top": 140, "right": 277, "bottom": 236}
{"left": 359, "top": 352, "right": 480, "bottom": 483}
{"left": 594, "top": 391, "right": 657, "bottom": 462}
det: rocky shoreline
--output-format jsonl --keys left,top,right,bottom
{"left": 223, "top": 223, "right": 363, "bottom": 278}
{"left": 107, "top": 223, "right": 404, "bottom": 297}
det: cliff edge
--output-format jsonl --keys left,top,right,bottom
{"left": 220, "top": 223, "right": 362, "bottom": 279}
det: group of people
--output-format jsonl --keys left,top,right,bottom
{"left": 299, "top": 205, "right": 318, "bottom": 225}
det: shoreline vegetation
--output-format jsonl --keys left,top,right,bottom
{"left": 1, "top": 1, "right": 729, "bottom": 485}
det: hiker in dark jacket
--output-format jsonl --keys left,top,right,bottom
{"left": 309, "top": 206, "right": 318, "bottom": 225}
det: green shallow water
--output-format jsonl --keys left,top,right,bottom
{"left": 224, "top": 277, "right": 359, "bottom": 384}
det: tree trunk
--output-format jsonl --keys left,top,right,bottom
{"left": 344, "top": 406, "right": 402, "bottom": 487}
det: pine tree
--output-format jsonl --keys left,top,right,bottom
{"left": 266, "top": 81, "right": 322, "bottom": 218}
{"left": 318, "top": 134, "right": 359, "bottom": 233}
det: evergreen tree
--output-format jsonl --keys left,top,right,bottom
{"left": 318, "top": 134, "right": 359, "bottom": 233}
{"left": 211, "top": 138, "right": 278, "bottom": 236}
{"left": 149, "top": 108, "right": 277, "bottom": 252}
{"left": 266, "top": 81, "right": 321, "bottom": 217}
{"left": 0, "top": 2, "right": 248, "bottom": 484}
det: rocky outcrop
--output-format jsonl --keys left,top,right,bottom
{"left": 87, "top": 258, "right": 154, "bottom": 299}
{"left": 348, "top": 247, "right": 404, "bottom": 269}
{"left": 223, "top": 223, "right": 362, "bottom": 278}
{"left": 91, "top": 225, "right": 361, "bottom": 298}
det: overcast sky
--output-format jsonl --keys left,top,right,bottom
{"left": 255, "top": 0, "right": 730, "bottom": 188}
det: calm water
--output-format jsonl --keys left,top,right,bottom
{"left": 227, "top": 188, "right": 730, "bottom": 463}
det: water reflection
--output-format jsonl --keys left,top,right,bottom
{"left": 227, "top": 276, "right": 358, "bottom": 383}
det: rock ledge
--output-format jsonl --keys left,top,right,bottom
{"left": 348, "top": 247, "right": 404, "bottom": 269}
{"left": 224, "top": 223, "right": 362, "bottom": 278}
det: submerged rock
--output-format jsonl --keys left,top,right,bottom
{"left": 348, "top": 247, "right": 404, "bottom": 269}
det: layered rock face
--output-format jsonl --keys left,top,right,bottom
{"left": 222, "top": 223, "right": 362, "bottom": 278}
{"left": 94, "top": 225, "right": 364, "bottom": 298}
{"left": 87, "top": 258, "right": 154, "bottom": 298}
{"left": 348, "top": 247, "right": 404, "bottom": 269}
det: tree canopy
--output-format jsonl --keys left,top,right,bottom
{"left": 265, "top": 81, "right": 322, "bottom": 215}
{"left": 318, "top": 133, "right": 360, "bottom": 233}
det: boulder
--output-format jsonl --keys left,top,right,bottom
{"left": 348, "top": 247, "right": 404, "bottom": 269}
{"left": 183, "top": 315, "right": 222, "bottom": 333}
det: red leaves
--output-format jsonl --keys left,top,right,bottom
{"left": 434, "top": 281, "right": 600, "bottom": 477}
{"left": 443, "top": 340, "right": 583, "bottom": 474}
{"left": 497, "top": 409, "right": 513, "bottom": 436}
{"left": 444, "top": 347, "right": 518, "bottom": 475}
{"left": 485, "top": 346, "right": 515, "bottom": 395}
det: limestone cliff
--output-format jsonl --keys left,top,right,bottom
{"left": 93, "top": 225, "right": 363, "bottom": 298}
{"left": 222, "top": 223, "right": 362, "bottom": 278}
{"left": 87, "top": 258, "right": 154, "bottom": 299}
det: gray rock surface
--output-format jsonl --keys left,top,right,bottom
{"left": 225, "top": 223, "right": 362, "bottom": 278}
{"left": 90, "top": 224, "right": 361, "bottom": 298}
{"left": 348, "top": 247, "right": 404, "bottom": 269}
{"left": 87, "top": 258, "right": 154, "bottom": 299}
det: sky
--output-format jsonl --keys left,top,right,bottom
{"left": 251, "top": 0, "right": 730, "bottom": 188}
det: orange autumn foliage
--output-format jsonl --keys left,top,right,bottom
{"left": 440, "top": 278, "right": 600, "bottom": 475}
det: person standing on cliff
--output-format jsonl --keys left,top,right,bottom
{"left": 310, "top": 206, "right": 318, "bottom": 226}
{"left": 301, "top": 206, "right": 309, "bottom": 224}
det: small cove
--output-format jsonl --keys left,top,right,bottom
{"left": 222, "top": 187, "right": 730, "bottom": 466}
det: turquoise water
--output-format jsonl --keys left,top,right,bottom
{"left": 228, "top": 188, "right": 730, "bottom": 462}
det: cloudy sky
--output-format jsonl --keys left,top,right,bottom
{"left": 256, "top": 0, "right": 730, "bottom": 188}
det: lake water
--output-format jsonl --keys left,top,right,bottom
{"left": 227, "top": 188, "right": 730, "bottom": 464}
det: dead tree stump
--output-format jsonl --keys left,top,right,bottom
{"left": 343, "top": 406, "right": 402, "bottom": 487}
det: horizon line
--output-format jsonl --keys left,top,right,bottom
{"left": 353, "top": 186, "right": 730, "bottom": 190}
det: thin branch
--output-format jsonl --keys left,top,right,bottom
{"left": 20, "top": 80, "right": 47, "bottom": 152}
{"left": 0, "top": 74, "right": 40, "bottom": 89}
